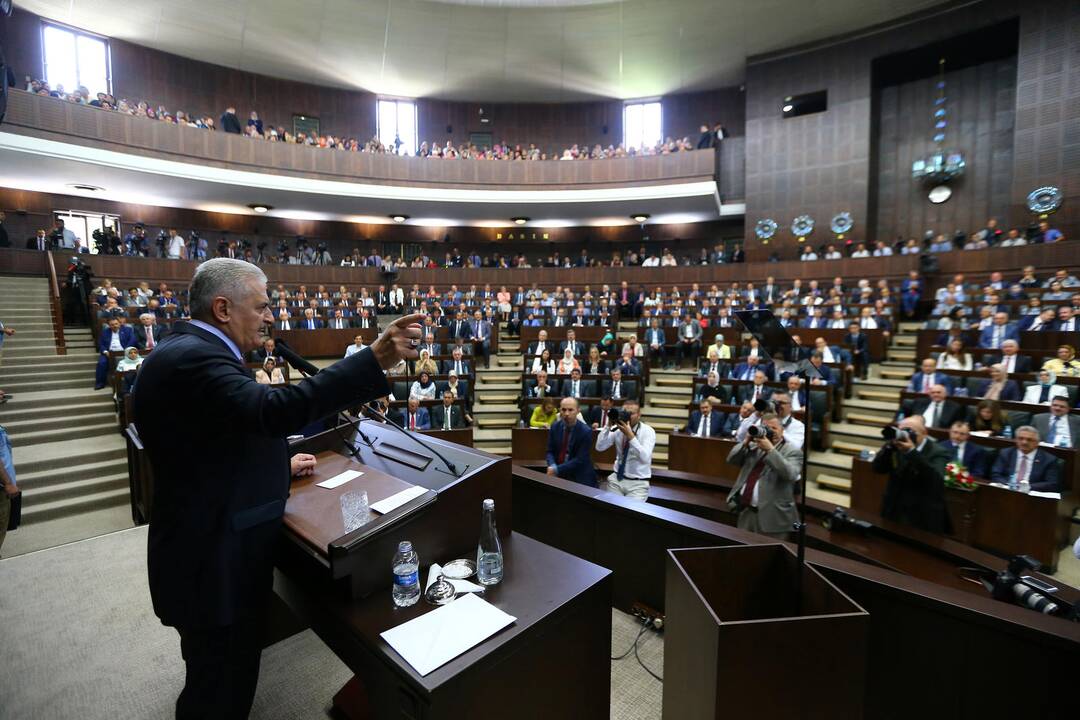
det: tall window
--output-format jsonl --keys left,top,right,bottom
{"left": 377, "top": 99, "right": 417, "bottom": 156}
{"left": 623, "top": 101, "right": 662, "bottom": 153}
{"left": 54, "top": 210, "right": 120, "bottom": 255}
{"left": 42, "top": 23, "right": 111, "bottom": 97}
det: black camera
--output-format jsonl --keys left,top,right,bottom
{"left": 608, "top": 408, "right": 632, "bottom": 424}
{"left": 822, "top": 507, "right": 873, "bottom": 533}
{"left": 881, "top": 425, "right": 913, "bottom": 443}
{"left": 747, "top": 424, "right": 776, "bottom": 442}
{"left": 987, "top": 555, "right": 1075, "bottom": 620}
{"left": 155, "top": 229, "right": 168, "bottom": 250}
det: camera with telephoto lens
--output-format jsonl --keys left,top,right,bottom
{"left": 987, "top": 555, "right": 1076, "bottom": 620}
{"left": 155, "top": 229, "right": 168, "bottom": 251}
{"left": 608, "top": 408, "right": 632, "bottom": 424}
{"left": 753, "top": 397, "right": 774, "bottom": 413}
{"left": 277, "top": 239, "right": 289, "bottom": 255}
{"left": 747, "top": 424, "right": 776, "bottom": 442}
{"left": 881, "top": 425, "right": 914, "bottom": 443}
{"left": 822, "top": 507, "right": 873, "bottom": 533}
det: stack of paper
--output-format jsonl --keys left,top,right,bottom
{"left": 380, "top": 593, "right": 516, "bottom": 676}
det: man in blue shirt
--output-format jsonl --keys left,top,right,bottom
{"left": 0, "top": 415, "right": 19, "bottom": 557}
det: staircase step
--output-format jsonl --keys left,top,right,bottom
{"left": 831, "top": 439, "right": 879, "bottom": 456}
{"left": 16, "top": 440, "right": 126, "bottom": 474}
{"left": 894, "top": 336, "right": 917, "bottom": 347}
{"left": 655, "top": 376, "right": 693, "bottom": 387}
{"left": 642, "top": 405, "right": 689, "bottom": 419}
{"left": 650, "top": 396, "right": 691, "bottom": 408}
{"left": 472, "top": 428, "right": 511, "bottom": 442}
{"left": 845, "top": 398, "right": 900, "bottom": 412}
{"left": 1, "top": 411, "right": 117, "bottom": 435}
{"left": 880, "top": 369, "right": 913, "bottom": 380}
{"left": 846, "top": 411, "right": 895, "bottom": 427}
{"left": 480, "top": 393, "right": 519, "bottom": 403}
{"left": 20, "top": 486, "right": 130, "bottom": 525}
{"left": 855, "top": 389, "right": 900, "bottom": 402}
{"left": 0, "top": 377, "right": 98, "bottom": 394}
{"left": 0, "top": 366, "right": 95, "bottom": 383}
{"left": 816, "top": 474, "right": 852, "bottom": 492}
{"left": 7, "top": 420, "right": 117, "bottom": 447}
{"left": 474, "top": 382, "right": 520, "bottom": 391}
{"left": 18, "top": 456, "right": 128, "bottom": 487}
{"left": 0, "top": 401, "right": 113, "bottom": 423}
{"left": 0, "top": 387, "right": 111, "bottom": 410}
{"left": 22, "top": 472, "right": 129, "bottom": 505}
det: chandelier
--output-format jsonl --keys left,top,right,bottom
{"left": 911, "top": 58, "right": 965, "bottom": 184}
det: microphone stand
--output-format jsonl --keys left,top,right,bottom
{"left": 272, "top": 337, "right": 462, "bottom": 478}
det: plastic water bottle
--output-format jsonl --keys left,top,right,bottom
{"left": 477, "top": 499, "right": 504, "bottom": 586}
{"left": 1003, "top": 425, "right": 1013, "bottom": 439}
{"left": 392, "top": 540, "right": 420, "bottom": 607}
{"left": 1019, "top": 478, "right": 1031, "bottom": 494}
{"left": 1008, "top": 473, "right": 1018, "bottom": 492}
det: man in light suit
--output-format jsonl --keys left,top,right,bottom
{"left": 400, "top": 397, "right": 431, "bottom": 430}
{"left": 978, "top": 312, "right": 1019, "bottom": 349}
{"left": 95, "top": 317, "right": 138, "bottom": 389}
{"left": 546, "top": 398, "right": 596, "bottom": 488}
{"left": 1033, "top": 397, "right": 1080, "bottom": 449}
{"left": 430, "top": 390, "right": 467, "bottom": 430}
{"left": 644, "top": 319, "right": 667, "bottom": 367}
{"left": 327, "top": 309, "right": 350, "bottom": 330}
{"left": 938, "top": 420, "right": 990, "bottom": 478}
{"left": 675, "top": 317, "right": 703, "bottom": 368}
{"left": 990, "top": 426, "right": 1060, "bottom": 491}
{"left": 683, "top": 398, "right": 724, "bottom": 437}
{"left": 470, "top": 310, "right": 492, "bottom": 368}
{"left": 725, "top": 413, "right": 803, "bottom": 538}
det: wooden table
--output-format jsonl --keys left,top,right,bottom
{"left": 510, "top": 426, "right": 616, "bottom": 466}
{"left": 275, "top": 532, "right": 612, "bottom": 720}
{"left": 849, "top": 457, "right": 1063, "bottom": 570}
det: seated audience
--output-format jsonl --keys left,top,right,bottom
{"left": 414, "top": 349, "right": 439, "bottom": 376}
{"left": 409, "top": 371, "right": 437, "bottom": 400}
{"left": 344, "top": 335, "right": 366, "bottom": 358}
{"left": 531, "top": 349, "right": 556, "bottom": 375}
{"left": 937, "top": 339, "right": 973, "bottom": 371}
{"left": 1032, "top": 397, "right": 1079, "bottom": 448}
{"left": 255, "top": 357, "right": 285, "bottom": 385}
{"left": 1022, "top": 370, "right": 1069, "bottom": 405}
{"left": 975, "top": 364, "right": 1021, "bottom": 401}
{"left": 557, "top": 348, "right": 580, "bottom": 375}
{"left": 991, "top": 340, "right": 1031, "bottom": 374}
{"left": 906, "top": 384, "right": 965, "bottom": 430}
{"left": 971, "top": 399, "right": 1012, "bottom": 436}
{"left": 990, "top": 426, "right": 1060, "bottom": 491}
{"left": 683, "top": 398, "right": 725, "bottom": 437}
{"left": 582, "top": 346, "right": 607, "bottom": 375}
{"left": 400, "top": 397, "right": 431, "bottom": 430}
{"left": 430, "top": 390, "right": 467, "bottom": 430}
{"left": 938, "top": 420, "right": 990, "bottom": 478}
{"left": 1042, "top": 345, "right": 1080, "bottom": 376}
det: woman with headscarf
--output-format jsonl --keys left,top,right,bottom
{"left": 530, "top": 349, "right": 556, "bottom": 375}
{"left": 410, "top": 371, "right": 437, "bottom": 400}
{"left": 414, "top": 348, "right": 439, "bottom": 376}
{"left": 696, "top": 371, "right": 726, "bottom": 404}
{"left": 975, "top": 363, "right": 1021, "bottom": 401}
{"left": 1042, "top": 344, "right": 1080, "bottom": 376}
{"left": 1021, "top": 369, "right": 1070, "bottom": 405}
{"left": 556, "top": 348, "right": 580, "bottom": 375}
{"left": 115, "top": 346, "right": 143, "bottom": 395}
{"left": 255, "top": 356, "right": 285, "bottom": 385}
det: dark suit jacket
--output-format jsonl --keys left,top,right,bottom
{"left": 299, "top": 317, "right": 325, "bottom": 330}
{"left": 546, "top": 419, "right": 596, "bottom": 487}
{"left": 981, "top": 354, "right": 1032, "bottom": 373}
{"left": 133, "top": 324, "right": 168, "bottom": 350}
{"left": 906, "top": 371, "right": 954, "bottom": 393}
{"left": 429, "top": 404, "right": 466, "bottom": 429}
{"left": 400, "top": 407, "right": 431, "bottom": 430}
{"left": 132, "top": 321, "right": 389, "bottom": 628}
{"left": 601, "top": 379, "right": 637, "bottom": 400}
{"left": 440, "top": 359, "right": 472, "bottom": 376}
{"left": 98, "top": 325, "right": 137, "bottom": 353}
{"left": 990, "top": 447, "right": 1060, "bottom": 492}
{"left": 908, "top": 398, "right": 966, "bottom": 429}
{"left": 872, "top": 438, "right": 951, "bottom": 533}
{"left": 698, "top": 361, "right": 731, "bottom": 379}
{"left": 975, "top": 379, "right": 1022, "bottom": 402}
{"left": 736, "top": 383, "right": 774, "bottom": 405}
{"left": 562, "top": 378, "right": 596, "bottom": 399}
{"left": 684, "top": 410, "right": 724, "bottom": 437}
{"left": 844, "top": 332, "right": 869, "bottom": 359}
{"left": 938, "top": 440, "right": 990, "bottom": 479}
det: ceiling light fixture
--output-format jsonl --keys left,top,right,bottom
{"left": 67, "top": 183, "right": 105, "bottom": 192}
{"left": 782, "top": 104, "right": 794, "bottom": 113}
{"left": 248, "top": 204, "right": 272, "bottom": 213}
{"left": 631, "top": 214, "right": 650, "bottom": 224}
{"left": 391, "top": 214, "right": 409, "bottom": 223}
{"left": 512, "top": 217, "right": 529, "bottom": 225}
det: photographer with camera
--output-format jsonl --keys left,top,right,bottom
{"left": 872, "top": 416, "right": 951, "bottom": 533}
{"left": 123, "top": 224, "right": 148, "bottom": 256}
{"left": 734, "top": 392, "right": 805, "bottom": 450}
{"left": 596, "top": 400, "right": 655, "bottom": 500}
{"left": 725, "top": 413, "right": 802, "bottom": 538}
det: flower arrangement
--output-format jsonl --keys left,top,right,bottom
{"left": 944, "top": 462, "right": 976, "bottom": 491}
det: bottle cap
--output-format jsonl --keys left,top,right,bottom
{"left": 483, "top": 498, "right": 495, "bottom": 510}
{"left": 398, "top": 540, "right": 413, "bottom": 553}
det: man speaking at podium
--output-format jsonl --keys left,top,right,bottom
{"left": 133, "top": 259, "right": 421, "bottom": 719}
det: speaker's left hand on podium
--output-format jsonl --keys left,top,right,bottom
{"left": 371, "top": 314, "right": 425, "bottom": 369}
{"left": 290, "top": 453, "right": 317, "bottom": 477}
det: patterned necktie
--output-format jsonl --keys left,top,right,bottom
{"left": 409, "top": 413, "right": 416, "bottom": 430}
{"left": 146, "top": 327, "right": 154, "bottom": 349}
{"left": 616, "top": 434, "right": 630, "bottom": 480}
{"left": 740, "top": 452, "right": 770, "bottom": 507}
{"left": 1050, "top": 416, "right": 1059, "bottom": 443}
{"left": 1018, "top": 454, "right": 1029, "bottom": 484}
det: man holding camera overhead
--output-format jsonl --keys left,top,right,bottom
{"left": 871, "top": 416, "right": 951, "bottom": 533}
{"left": 726, "top": 413, "right": 803, "bottom": 539}
{"left": 596, "top": 400, "right": 655, "bottom": 500}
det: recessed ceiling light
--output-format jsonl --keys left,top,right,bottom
{"left": 782, "top": 104, "right": 794, "bottom": 112}
{"left": 512, "top": 217, "right": 529, "bottom": 225}
{"left": 67, "top": 183, "right": 105, "bottom": 192}
{"left": 248, "top": 204, "right": 272, "bottom": 213}
{"left": 391, "top": 214, "right": 409, "bottom": 223}
{"left": 631, "top": 214, "right": 650, "bottom": 224}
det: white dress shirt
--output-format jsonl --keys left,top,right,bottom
{"left": 735, "top": 413, "right": 805, "bottom": 450}
{"left": 1047, "top": 415, "right": 1073, "bottom": 448}
{"left": 922, "top": 400, "right": 943, "bottom": 428}
{"left": 344, "top": 343, "right": 365, "bottom": 357}
{"left": 596, "top": 423, "right": 656, "bottom": 480}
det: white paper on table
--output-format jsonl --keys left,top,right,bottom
{"left": 380, "top": 592, "right": 516, "bottom": 676}
{"left": 370, "top": 485, "right": 427, "bottom": 514}
{"left": 426, "top": 563, "right": 485, "bottom": 595}
{"left": 1029, "top": 491, "right": 1061, "bottom": 500}
{"left": 316, "top": 469, "right": 363, "bottom": 489}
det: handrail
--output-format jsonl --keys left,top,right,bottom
{"left": 45, "top": 251, "right": 67, "bottom": 355}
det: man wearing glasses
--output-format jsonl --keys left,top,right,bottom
{"left": 733, "top": 391, "right": 805, "bottom": 450}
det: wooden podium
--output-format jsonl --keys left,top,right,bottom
{"left": 274, "top": 419, "right": 612, "bottom": 719}
{"left": 662, "top": 544, "right": 868, "bottom": 719}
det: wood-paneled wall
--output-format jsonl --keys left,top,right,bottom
{"left": 872, "top": 57, "right": 1017, "bottom": 241}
